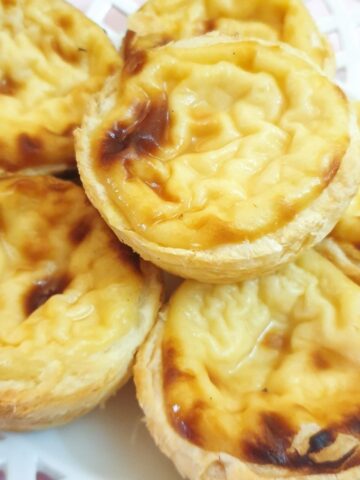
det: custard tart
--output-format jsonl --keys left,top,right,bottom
{"left": 135, "top": 249, "right": 360, "bottom": 480}
{"left": 77, "top": 35, "right": 360, "bottom": 283}
{"left": 0, "top": 175, "right": 161, "bottom": 430}
{"left": 0, "top": 0, "right": 120, "bottom": 175}
{"left": 128, "top": 0, "right": 334, "bottom": 74}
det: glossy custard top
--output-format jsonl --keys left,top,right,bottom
{"left": 93, "top": 37, "right": 349, "bottom": 250}
{"left": 162, "top": 250, "right": 360, "bottom": 474}
{"left": 0, "top": 176, "right": 144, "bottom": 398}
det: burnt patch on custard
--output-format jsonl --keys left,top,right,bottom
{"left": 99, "top": 93, "right": 169, "bottom": 175}
{"left": 169, "top": 400, "right": 206, "bottom": 446}
{"left": 308, "top": 430, "right": 336, "bottom": 454}
{"left": 242, "top": 412, "right": 296, "bottom": 466}
{"left": 241, "top": 410, "right": 360, "bottom": 473}
{"left": 54, "top": 168, "right": 81, "bottom": 185}
{"left": 113, "top": 241, "right": 141, "bottom": 272}
{"left": 24, "top": 274, "right": 71, "bottom": 316}
{"left": 0, "top": 75, "right": 19, "bottom": 96}
{"left": 322, "top": 157, "right": 341, "bottom": 187}
{"left": 122, "top": 30, "right": 147, "bottom": 77}
{"left": 69, "top": 217, "right": 92, "bottom": 245}
{"left": 162, "top": 342, "right": 204, "bottom": 446}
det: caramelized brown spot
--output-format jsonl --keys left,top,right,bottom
{"left": 170, "top": 400, "right": 205, "bottom": 446}
{"left": 99, "top": 93, "right": 169, "bottom": 175}
{"left": 62, "top": 123, "right": 77, "bottom": 138}
{"left": 277, "top": 199, "right": 297, "bottom": 223}
{"left": 242, "top": 412, "right": 295, "bottom": 466}
{"left": 22, "top": 242, "right": 50, "bottom": 263}
{"left": 54, "top": 169, "right": 81, "bottom": 185}
{"left": 162, "top": 344, "right": 194, "bottom": 388}
{"left": 112, "top": 241, "right": 141, "bottom": 272}
{"left": 0, "top": 75, "right": 19, "bottom": 95}
{"left": 241, "top": 411, "right": 360, "bottom": 473}
{"left": 308, "top": 430, "right": 336, "bottom": 454}
{"left": 24, "top": 274, "right": 71, "bottom": 316}
{"left": 58, "top": 15, "right": 73, "bottom": 30}
{"left": 122, "top": 30, "right": 147, "bottom": 77}
{"left": 322, "top": 158, "right": 341, "bottom": 187}
{"left": 203, "top": 18, "right": 217, "bottom": 33}
{"left": 18, "top": 134, "right": 42, "bottom": 161}
{"left": 69, "top": 217, "right": 92, "bottom": 245}
{"left": 312, "top": 350, "right": 331, "bottom": 370}
{"left": 51, "top": 39, "right": 80, "bottom": 64}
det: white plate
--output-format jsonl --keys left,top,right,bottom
{"left": 0, "top": 1, "right": 360, "bottom": 479}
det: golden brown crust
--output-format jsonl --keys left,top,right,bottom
{"left": 76, "top": 36, "right": 360, "bottom": 283}
{"left": 0, "top": 0, "right": 120, "bottom": 175}
{"left": 0, "top": 176, "right": 162, "bottom": 430}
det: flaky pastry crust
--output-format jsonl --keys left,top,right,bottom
{"left": 0, "top": 0, "right": 120, "bottom": 175}
{"left": 0, "top": 176, "right": 162, "bottom": 430}
{"left": 77, "top": 36, "right": 360, "bottom": 283}
{"left": 316, "top": 102, "right": 360, "bottom": 283}
{"left": 135, "top": 251, "right": 360, "bottom": 480}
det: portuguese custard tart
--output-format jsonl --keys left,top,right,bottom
{"left": 0, "top": 175, "right": 161, "bottom": 431}
{"left": 128, "top": 0, "right": 334, "bottom": 74}
{"left": 77, "top": 35, "right": 360, "bottom": 283}
{"left": 135, "top": 249, "right": 360, "bottom": 480}
{"left": 0, "top": 0, "right": 120, "bottom": 175}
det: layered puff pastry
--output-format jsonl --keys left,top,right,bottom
{"left": 77, "top": 35, "right": 360, "bottom": 283}
{"left": 0, "top": 0, "right": 120, "bottom": 175}
{"left": 0, "top": 175, "right": 161, "bottom": 430}
{"left": 135, "top": 249, "right": 360, "bottom": 480}
{"left": 128, "top": 0, "right": 334, "bottom": 74}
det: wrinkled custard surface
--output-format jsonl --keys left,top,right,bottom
{"left": 162, "top": 250, "right": 360, "bottom": 474}
{"left": 0, "top": 176, "right": 143, "bottom": 395}
{"left": 0, "top": 0, "right": 119, "bottom": 170}
{"left": 129, "top": 0, "right": 332, "bottom": 71}
{"left": 93, "top": 39, "right": 349, "bottom": 250}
